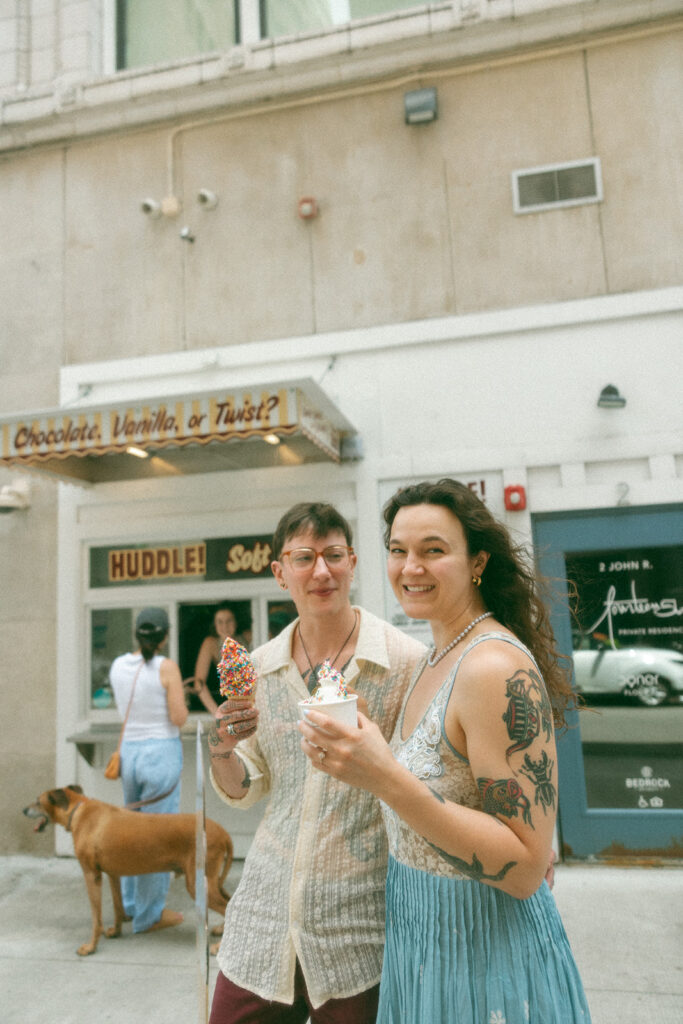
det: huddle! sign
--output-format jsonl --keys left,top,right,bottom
{"left": 90, "top": 535, "right": 274, "bottom": 588}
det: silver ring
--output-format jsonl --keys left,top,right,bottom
{"left": 318, "top": 749, "right": 326, "bottom": 763}
{"left": 226, "top": 723, "right": 235, "bottom": 736}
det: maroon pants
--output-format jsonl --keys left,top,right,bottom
{"left": 209, "top": 962, "right": 380, "bottom": 1024}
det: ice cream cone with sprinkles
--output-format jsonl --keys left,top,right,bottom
{"left": 217, "top": 637, "right": 257, "bottom": 709}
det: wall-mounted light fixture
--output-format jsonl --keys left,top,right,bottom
{"left": 597, "top": 384, "right": 626, "bottom": 408}
{"left": 140, "top": 196, "right": 181, "bottom": 218}
{"left": 197, "top": 189, "right": 218, "bottom": 210}
{"left": 298, "top": 197, "right": 318, "bottom": 220}
{"left": 0, "top": 478, "right": 31, "bottom": 513}
{"left": 126, "top": 445, "right": 149, "bottom": 459}
{"left": 263, "top": 433, "right": 281, "bottom": 446}
{"left": 340, "top": 435, "right": 364, "bottom": 462}
{"left": 404, "top": 87, "right": 438, "bottom": 125}
{"left": 140, "top": 198, "right": 162, "bottom": 218}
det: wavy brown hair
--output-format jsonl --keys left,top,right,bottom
{"left": 383, "top": 478, "right": 576, "bottom": 726}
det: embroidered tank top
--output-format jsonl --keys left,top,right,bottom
{"left": 381, "top": 632, "right": 540, "bottom": 879}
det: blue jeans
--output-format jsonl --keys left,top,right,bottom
{"left": 119, "top": 736, "right": 183, "bottom": 932}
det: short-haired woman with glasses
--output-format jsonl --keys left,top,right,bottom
{"left": 207, "top": 502, "right": 425, "bottom": 1024}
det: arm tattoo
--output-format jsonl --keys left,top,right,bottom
{"left": 206, "top": 724, "right": 251, "bottom": 788}
{"left": 426, "top": 842, "right": 516, "bottom": 882}
{"left": 519, "top": 751, "right": 556, "bottom": 814}
{"left": 208, "top": 750, "right": 251, "bottom": 789}
{"left": 426, "top": 786, "right": 515, "bottom": 875}
{"left": 477, "top": 777, "right": 533, "bottom": 828}
{"left": 502, "top": 668, "right": 553, "bottom": 763}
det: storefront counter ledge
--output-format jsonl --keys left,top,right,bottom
{"left": 67, "top": 718, "right": 211, "bottom": 767}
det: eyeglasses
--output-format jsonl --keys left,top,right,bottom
{"left": 279, "top": 545, "right": 354, "bottom": 571}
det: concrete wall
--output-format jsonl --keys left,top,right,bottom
{"left": 0, "top": 471, "right": 58, "bottom": 852}
{"left": 1, "top": 27, "right": 681, "bottom": 368}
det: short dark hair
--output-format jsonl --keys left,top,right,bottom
{"left": 383, "top": 478, "right": 575, "bottom": 725}
{"left": 271, "top": 502, "right": 353, "bottom": 560}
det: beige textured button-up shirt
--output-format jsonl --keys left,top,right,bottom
{"left": 211, "top": 607, "right": 425, "bottom": 1008}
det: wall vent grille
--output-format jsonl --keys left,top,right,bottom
{"left": 512, "top": 158, "right": 603, "bottom": 214}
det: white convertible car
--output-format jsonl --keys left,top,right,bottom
{"left": 572, "top": 641, "right": 683, "bottom": 707}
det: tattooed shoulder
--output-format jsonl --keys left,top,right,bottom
{"left": 501, "top": 667, "right": 553, "bottom": 763}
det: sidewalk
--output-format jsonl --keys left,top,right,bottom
{"left": 0, "top": 855, "right": 680, "bottom": 1023}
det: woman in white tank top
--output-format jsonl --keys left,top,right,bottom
{"left": 109, "top": 606, "right": 188, "bottom": 934}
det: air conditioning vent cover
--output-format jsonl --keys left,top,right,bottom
{"left": 512, "top": 158, "right": 602, "bottom": 214}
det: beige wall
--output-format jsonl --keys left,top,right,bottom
{"left": 0, "top": 146, "right": 62, "bottom": 851}
{"left": 0, "top": 470, "right": 58, "bottom": 853}
{"left": 587, "top": 31, "right": 683, "bottom": 292}
{"left": 1, "top": 30, "right": 680, "bottom": 372}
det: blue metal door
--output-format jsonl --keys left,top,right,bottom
{"left": 533, "top": 505, "right": 683, "bottom": 860}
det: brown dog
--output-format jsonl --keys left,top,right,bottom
{"left": 23, "top": 785, "right": 232, "bottom": 956}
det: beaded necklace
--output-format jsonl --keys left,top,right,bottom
{"left": 427, "top": 611, "right": 493, "bottom": 667}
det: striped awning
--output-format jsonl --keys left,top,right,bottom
{"left": 0, "top": 380, "right": 356, "bottom": 483}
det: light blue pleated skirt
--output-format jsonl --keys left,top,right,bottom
{"left": 377, "top": 856, "right": 591, "bottom": 1024}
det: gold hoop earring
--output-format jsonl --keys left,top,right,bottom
{"left": 472, "top": 575, "right": 482, "bottom": 587}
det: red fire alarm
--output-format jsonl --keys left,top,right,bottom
{"left": 297, "top": 197, "right": 318, "bottom": 220}
{"left": 504, "top": 485, "right": 527, "bottom": 511}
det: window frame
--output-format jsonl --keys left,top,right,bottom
{"left": 107, "top": 0, "right": 246, "bottom": 74}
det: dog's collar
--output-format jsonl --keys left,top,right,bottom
{"left": 65, "top": 801, "right": 86, "bottom": 833}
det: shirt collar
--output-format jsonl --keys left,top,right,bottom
{"left": 257, "top": 606, "right": 391, "bottom": 676}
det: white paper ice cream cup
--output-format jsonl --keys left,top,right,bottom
{"left": 298, "top": 693, "right": 358, "bottom": 728}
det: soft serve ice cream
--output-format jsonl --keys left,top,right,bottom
{"left": 299, "top": 660, "right": 358, "bottom": 727}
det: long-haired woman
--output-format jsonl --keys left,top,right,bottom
{"left": 300, "top": 479, "right": 591, "bottom": 1023}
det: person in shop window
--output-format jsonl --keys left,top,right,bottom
{"left": 190, "top": 603, "right": 245, "bottom": 715}
{"left": 109, "top": 606, "right": 187, "bottom": 933}
{"left": 206, "top": 501, "right": 426, "bottom": 1024}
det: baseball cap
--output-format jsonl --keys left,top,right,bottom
{"left": 135, "top": 607, "right": 169, "bottom": 633}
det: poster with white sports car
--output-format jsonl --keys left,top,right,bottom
{"left": 566, "top": 545, "right": 683, "bottom": 707}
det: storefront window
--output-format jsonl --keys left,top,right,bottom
{"left": 262, "top": 0, "right": 427, "bottom": 38}
{"left": 567, "top": 545, "right": 683, "bottom": 810}
{"left": 91, "top": 605, "right": 171, "bottom": 708}
{"left": 116, "top": 1, "right": 237, "bottom": 71}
